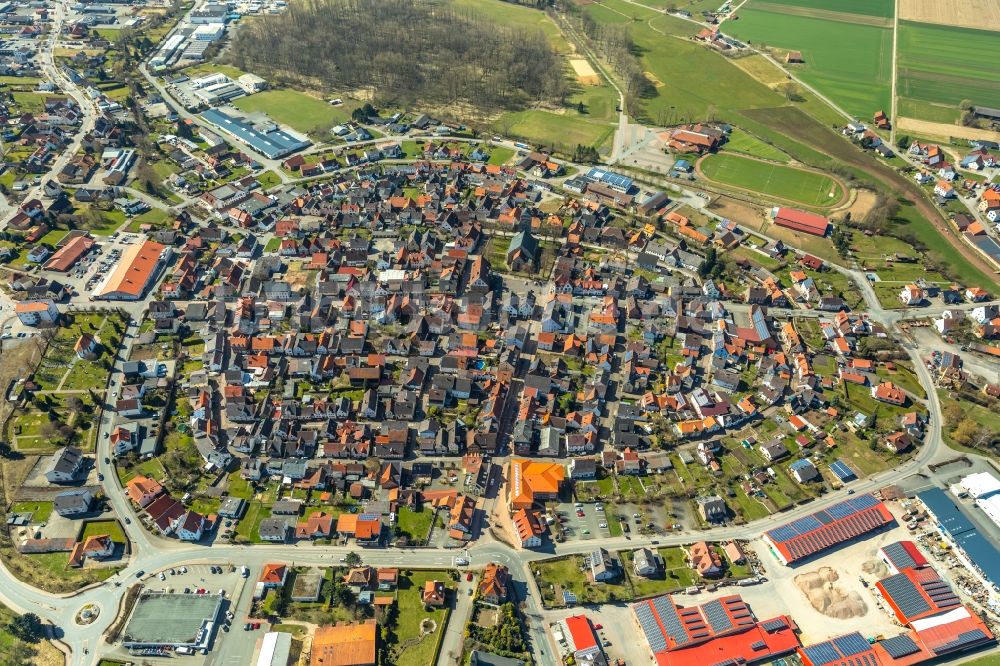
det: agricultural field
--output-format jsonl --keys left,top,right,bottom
{"left": 631, "top": 15, "right": 785, "bottom": 124}
{"left": 896, "top": 21, "right": 1000, "bottom": 120}
{"left": 726, "top": 4, "right": 892, "bottom": 118}
{"left": 699, "top": 153, "right": 844, "bottom": 206}
{"left": 747, "top": 0, "right": 894, "bottom": 17}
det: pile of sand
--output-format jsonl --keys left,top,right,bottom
{"left": 795, "top": 567, "right": 868, "bottom": 619}
{"left": 862, "top": 559, "right": 889, "bottom": 579}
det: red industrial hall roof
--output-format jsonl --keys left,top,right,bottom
{"left": 774, "top": 207, "right": 830, "bottom": 236}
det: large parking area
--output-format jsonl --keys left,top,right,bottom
{"left": 553, "top": 501, "right": 614, "bottom": 541}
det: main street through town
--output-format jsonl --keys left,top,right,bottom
{"left": 0, "top": 2, "right": 997, "bottom": 664}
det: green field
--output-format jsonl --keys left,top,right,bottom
{"left": 233, "top": 90, "right": 357, "bottom": 134}
{"left": 896, "top": 97, "right": 960, "bottom": 124}
{"left": 726, "top": 5, "right": 892, "bottom": 118}
{"left": 745, "top": 0, "right": 893, "bottom": 17}
{"left": 452, "top": 0, "right": 568, "bottom": 51}
{"left": 497, "top": 109, "right": 615, "bottom": 152}
{"left": 700, "top": 153, "right": 843, "bottom": 205}
{"left": 897, "top": 21, "right": 1000, "bottom": 112}
{"left": 724, "top": 128, "right": 790, "bottom": 163}
{"left": 631, "top": 15, "right": 786, "bottom": 124}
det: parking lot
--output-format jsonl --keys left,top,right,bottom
{"left": 554, "top": 502, "right": 613, "bottom": 542}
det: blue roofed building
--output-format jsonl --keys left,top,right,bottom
{"left": 585, "top": 167, "right": 634, "bottom": 193}
{"left": 200, "top": 108, "right": 310, "bottom": 159}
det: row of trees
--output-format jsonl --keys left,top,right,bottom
{"left": 561, "top": 3, "right": 656, "bottom": 117}
{"left": 227, "top": 0, "right": 568, "bottom": 113}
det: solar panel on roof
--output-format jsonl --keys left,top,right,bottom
{"left": 932, "top": 629, "right": 990, "bottom": 654}
{"left": 750, "top": 641, "right": 767, "bottom": 651}
{"left": 814, "top": 510, "right": 834, "bottom": 525}
{"left": 833, "top": 633, "right": 871, "bottom": 657}
{"left": 634, "top": 602, "right": 667, "bottom": 653}
{"left": 880, "top": 574, "right": 931, "bottom": 619}
{"left": 830, "top": 460, "right": 857, "bottom": 481}
{"left": 826, "top": 500, "right": 858, "bottom": 520}
{"left": 880, "top": 635, "right": 920, "bottom": 659}
{"left": 850, "top": 494, "right": 879, "bottom": 510}
{"left": 703, "top": 599, "right": 734, "bottom": 635}
{"left": 761, "top": 618, "right": 788, "bottom": 632}
{"left": 881, "top": 542, "right": 917, "bottom": 570}
{"left": 803, "top": 642, "right": 841, "bottom": 666}
{"left": 653, "top": 595, "right": 689, "bottom": 645}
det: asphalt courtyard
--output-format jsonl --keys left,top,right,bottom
{"left": 123, "top": 592, "right": 223, "bottom": 645}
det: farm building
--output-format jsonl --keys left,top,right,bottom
{"left": 771, "top": 207, "right": 830, "bottom": 237}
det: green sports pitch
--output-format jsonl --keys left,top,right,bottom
{"left": 699, "top": 153, "right": 843, "bottom": 206}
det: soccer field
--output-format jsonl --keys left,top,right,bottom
{"left": 700, "top": 153, "right": 844, "bottom": 206}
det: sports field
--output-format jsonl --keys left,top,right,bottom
{"left": 896, "top": 21, "right": 1000, "bottom": 115}
{"left": 699, "top": 153, "right": 844, "bottom": 206}
{"left": 726, "top": 4, "right": 892, "bottom": 118}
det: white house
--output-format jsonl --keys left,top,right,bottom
{"left": 14, "top": 300, "right": 60, "bottom": 326}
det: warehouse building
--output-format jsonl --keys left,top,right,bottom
{"left": 631, "top": 593, "right": 799, "bottom": 666}
{"left": 918, "top": 488, "right": 1000, "bottom": 592}
{"left": 201, "top": 108, "right": 310, "bottom": 160}
{"left": 762, "top": 494, "right": 894, "bottom": 565}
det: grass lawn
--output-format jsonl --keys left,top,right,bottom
{"left": 627, "top": 14, "right": 785, "bottom": 124}
{"left": 0, "top": 600, "right": 64, "bottom": 666}
{"left": 533, "top": 555, "right": 632, "bottom": 606}
{"left": 726, "top": 6, "right": 892, "bottom": 119}
{"left": 227, "top": 471, "right": 253, "bottom": 499}
{"left": 256, "top": 170, "right": 282, "bottom": 189}
{"left": 395, "top": 507, "right": 434, "bottom": 542}
{"left": 392, "top": 570, "right": 451, "bottom": 666}
{"left": 189, "top": 497, "right": 221, "bottom": 516}
{"left": 79, "top": 520, "right": 126, "bottom": 543}
{"left": 117, "top": 457, "right": 166, "bottom": 485}
{"left": 724, "top": 128, "right": 790, "bottom": 163}
{"left": 10, "top": 501, "right": 53, "bottom": 523}
{"left": 22, "top": 552, "right": 119, "bottom": 585}
{"left": 60, "top": 358, "right": 110, "bottom": 391}
{"left": 125, "top": 208, "right": 172, "bottom": 233}
{"left": 233, "top": 89, "right": 355, "bottom": 133}
{"left": 938, "top": 391, "right": 1000, "bottom": 454}
{"left": 897, "top": 21, "right": 1000, "bottom": 112}
{"left": 700, "top": 153, "right": 844, "bottom": 206}
{"left": 497, "top": 109, "right": 615, "bottom": 154}
{"left": 236, "top": 500, "right": 270, "bottom": 543}
{"left": 620, "top": 547, "right": 696, "bottom": 599}
{"left": 487, "top": 146, "right": 515, "bottom": 166}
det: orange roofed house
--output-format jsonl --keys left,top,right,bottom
{"left": 311, "top": 619, "right": 377, "bottom": 666}
{"left": 508, "top": 459, "right": 565, "bottom": 511}
{"left": 125, "top": 475, "right": 164, "bottom": 508}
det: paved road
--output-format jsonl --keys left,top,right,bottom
{"left": 1, "top": 0, "right": 98, "bottom": 229}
